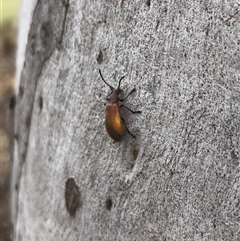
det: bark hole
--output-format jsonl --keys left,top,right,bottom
{"left": 65, "top": 177, "right": 81, "bottom": 217}
{"left": 9, "top": 95, "right": 16, "bottom": 110}
{"left": 105, "top": 198, "right": 112, "bottom": 211}
{"left": 97, "top": 50, "right": 103, "bottom": 64}
{"left": 38, "top": 95, "right": 43, "bottom": 113}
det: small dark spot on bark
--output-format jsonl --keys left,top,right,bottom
{"left": 97, "top": 50, "right": 103, "bottom": 64}
{"left": 155, "top": 20, "right": 160, "bottom": 31}
{"left": 9, "top": 95, "right": 16, "bottom": 110}
{"left": 25, "top": 115, "right": 31, "bottom": 127}
{"left": 65, "top": 177, "right": 81, "bottom": 217}
{"left": 105, "top": 198, "right": 112, "bottom": 211}
{"left": 146, "top": 0, "right": 151, "bottom": 7}
{"left": 128, "top": 162, "right": 134, "bottom": 169}
{"left": 41, "top": 23, "right": 50, "bottom": 47}
{"left": 231, "top": 150, "right": 238, "bottom": 162}
{"left": 205, "top": 27, "right": 209, "bottom": 36}
{"left": 213, "top": 220, "right": 216, "bottom": 228}
{"left": 62, "top": 0, "right": 69, "bottom": 7}
{"left": 169, "top": 170, "right": 174, "bottom": 178}
{"left": 38, "top": 96, "right": 43, "bottom": 113}
{"left": 132, "top": 147, "right": 139, "bottom": 161}
{"left": 19, "top": 85, "right": 24, "bottom": 98}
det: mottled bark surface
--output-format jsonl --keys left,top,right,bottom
{"left": 13, "top": 0, "right": 240, "bottom": 240}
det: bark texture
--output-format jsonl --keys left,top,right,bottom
{"left": 13, "top": 0, "right": 240, "bottom": 240}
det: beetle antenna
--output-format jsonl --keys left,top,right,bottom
{"left": 99, "top": 69, "right": 114, "bottom": 90}
{"left": 117, "top": 75, "right": 125, "bottom": 89}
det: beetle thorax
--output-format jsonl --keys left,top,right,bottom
{"left": 109, "top": 89, "right": 122, "bottom": 104}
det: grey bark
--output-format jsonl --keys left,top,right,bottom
{"left": 13, "top": 0, "right": 240, "bottom": 240}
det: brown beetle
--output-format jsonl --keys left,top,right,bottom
{"left": 99, "top": 69, "right": 141, "bottom": 142}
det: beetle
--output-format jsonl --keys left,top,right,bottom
{"left": 99, "top": 69, "right": 141, "bottom": 142}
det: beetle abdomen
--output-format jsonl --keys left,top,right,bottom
{"left": 105, "top": 104, "right": 125, "bottom": 141}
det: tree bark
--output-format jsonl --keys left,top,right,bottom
{"left": 13, "top": 0, "right": 240, "bottom": 240}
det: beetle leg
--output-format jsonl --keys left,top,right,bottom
{"left": 120, "top": 104, "right": 142, "bottom": 114}
{"left": 119, "top": 88, "right": 136, "bottom": 102}
{"left": 121, "top": 118, "right": 136, "bottom": 138}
